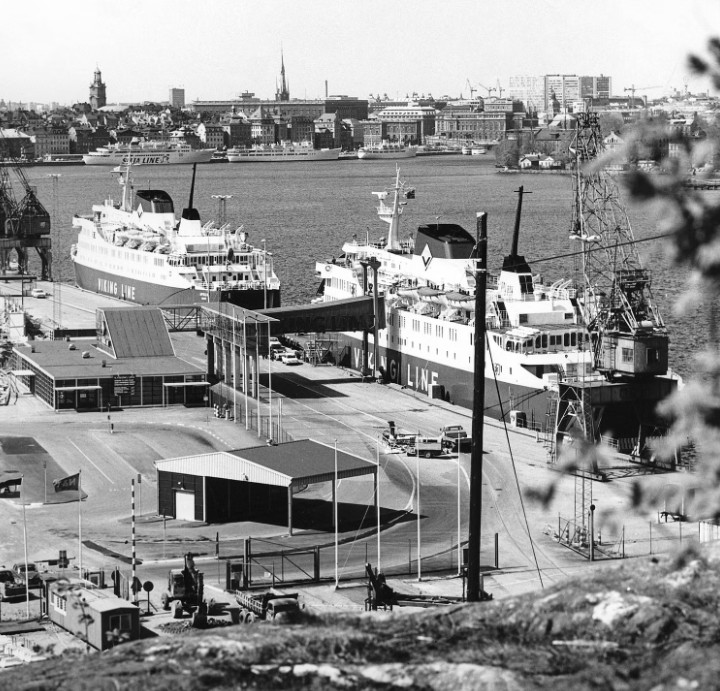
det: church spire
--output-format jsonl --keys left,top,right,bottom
{"left": 276, "top": 49, "right": 289, "bottom": 102}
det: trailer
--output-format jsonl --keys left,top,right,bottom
{"left": 235, "top": 589, "right": 300, "bottom": 623}
{"left": 364, "top": 562, "right": 489, "bottom": 611}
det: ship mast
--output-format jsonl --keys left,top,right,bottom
{"left": 372, "top": 166, "right": 413, "bottom": 251}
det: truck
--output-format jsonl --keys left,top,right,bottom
{"left": 235, "top": 589, "right": 300, "bottom": 623}
{"left": 440, "top": 425, "right": 471, "bottom": 452}
{"left": 406, "top": 436, "right": 444, "bottom": 458}
{"left": 161, "top": 553, "right": 205, "bottom": 614}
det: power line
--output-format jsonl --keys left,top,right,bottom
{"left": 490, "top": 230, "right": 676, "bottom": 272}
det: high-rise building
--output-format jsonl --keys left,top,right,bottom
{"left": 169, "top": 88, "right": 185, "bottom": 109}
{"left": 89, "top": 67, "right": 107, "bottom": 110}
{"left": 544, "top": 75, "right": 580, "bottom": 112}
{"left": 508, "top": 76, "right": 545, "bottom": 112}
{"left": 578, "top": 75, "right": 612, "bottom": 101}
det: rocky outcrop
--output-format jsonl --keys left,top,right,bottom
{"left": 4, "top": 543, "right": 720, "bottom": 690}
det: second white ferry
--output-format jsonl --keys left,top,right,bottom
{"left": 226, "top": 142, "right": 341, "bottom": 162}
{"left": 71, "top": 165, "right": 280, "bottom": 308}
{"left": 83, "top": 139, "right": 215, "bottom": 166}
{"left": 357, "top": 142, "right": 417, "bottom": 160}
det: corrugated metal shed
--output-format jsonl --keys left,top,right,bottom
{"left": 101, "top": 307, "right": 174, "bottom": 358}
{"left": 156, "top": 440, "right": 376, "bottom": 489}
{"left": 156, "top": 451, "right": 291, "bottom": 488}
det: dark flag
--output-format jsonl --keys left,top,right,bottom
{"left": 53, "top": 473, "right": 80, "bottom": 493}
{"left": 0, "top": 476, "right": 21, "bottom": 499}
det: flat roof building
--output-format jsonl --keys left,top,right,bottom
{"left": 10, "top": 306, "right": 207, "bottom": 411}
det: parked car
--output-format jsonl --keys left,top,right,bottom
{"left": 12, "top": 562, "right": 40, "bottom": 586}
{"left": 280, "top": 354, "right": 302, "bottom": 366}
{"left": 30, "top": 288, "right": 46, "bottom": 298}
{"left": 0, "top": 568, "right": 14, "bottom": 584}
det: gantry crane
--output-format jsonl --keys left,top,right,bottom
{"left": 0, "top": 131, "right": 52, "bottom": 279}
{"left": 570, "top": 112, "right": 669, "bottom": 381}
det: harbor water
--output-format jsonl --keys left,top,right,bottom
{"left": 14, "top": 156, "right": 710, "bottom": 380}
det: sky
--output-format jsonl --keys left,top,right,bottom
{"left": 1, "top": 0, "right": 718, "bottom": 106}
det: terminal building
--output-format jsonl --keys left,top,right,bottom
{"left": 9, "top": 306, "right": 207, "bottom": 411}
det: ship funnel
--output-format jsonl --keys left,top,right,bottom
{"left": 178, "top": 163, "right": 203, "bottom": 236}
{"left": 501, "top": 186, "right": 532, "bottom": 275}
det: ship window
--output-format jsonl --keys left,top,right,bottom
{"left": 535, "top": 336, "right": 541, "bottom": 348}
{"left": 647, "top": 348, "right": 659, "bottom": 364}
{"left": 571, "top": 332, "right": 577, "bottom": 346}
{"left": 564, "top": 333, "right": 570, "bottom": 347}
{"left": 541, "top": 335, "right": 548, "bottom": 349}
{"left": 622, "top": 348, "right": 633, "bottom": 363}
{"left": 519, "top": 314, "right": 528, "bottom": 324}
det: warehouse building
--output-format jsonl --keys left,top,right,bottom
{"left": 155, "top": 439, "right": 378, "bottom": 534}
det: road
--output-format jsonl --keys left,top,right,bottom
{"left": 0, "top": 330, "right": 690, "bottom": 615}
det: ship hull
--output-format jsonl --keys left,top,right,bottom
{"left": 73, "top": 261, "right": 280, "bottom": 309}
{"left": 227, "top": 148, "right": 341, "bottom": 162}
{"left": 82, "top": 150, "right": 215, "bottom": 166}
{"left": 357, "top": 149, "right": 417, "bottom": 160}
{"left": 335, "top": 333, "right": 552, "bottom": 428}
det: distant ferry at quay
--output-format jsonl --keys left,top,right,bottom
{"left": 83, "top": 139, "right": 215, "bottom": 166}
{"left": 357, "top": 142, "right": 417, "bottom": 160}
{"left": 71, "top": 165, "right": 280, "bottom": 309}
{"left": 226, "top": 142, "right": 341, "bottom": 162}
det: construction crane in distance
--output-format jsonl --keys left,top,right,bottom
{"left": 624, "top": 85, "right": 662, "bottom": 109}
{"left": 476, "top": 83, "right": 496, "bottom": 98}
{"left": 496, "top": 80, "right": 505, "bottom": 98}
{"left": 465, "top": 79, "right": 477, "bottom": 99}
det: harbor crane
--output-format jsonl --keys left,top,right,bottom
{"left": 570, "top": 111, "right": 668, "bottom": 381}
{"left": 0, "top": 130, "right": 52, "bottom": 279}
{"left": 496, "top": 80, "right": 504, "bottom": 98}
{"left": 623, "top": 85, "right": 661, "bottom": 109}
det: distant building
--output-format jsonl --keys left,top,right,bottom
{"left": 508, "top": 76, "right": 545, "bottom": 112}
{"left": 89, "top": 67, "right": 107, "bottom": 110}
{"left": 374, "top": 102, "right": 436, "bottom": 144}
{"left": 276, "top": 52, "right": 290, "bottom": 102}
{"left": 544, "top": 75, "right": 580, "bottom": 112}
{"left": 169, "top": 88, "right": 185, "bottom": 109}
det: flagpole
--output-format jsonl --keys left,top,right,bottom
{"left": 376, "top": 437, "right": 381, "bottom": 572}
{"left": 21, "top": 474, "right": 29, "bottom": 619}
{"left": 78, "top": 471, "right": 82, "bottom": 579}
{"left": 334, "top": 440, "right": 339, "bottom": 590}
{"left": 417, "top": 449, "right": 422, "bottom": 582}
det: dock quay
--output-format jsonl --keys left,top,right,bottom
{"left": 0, "top": 282, "right": 693, "bottom": 619}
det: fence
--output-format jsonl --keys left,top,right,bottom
{"left": 208, "top": 389, "right": 293, "bottom": 444}
{"left": 554, "top": 513, "right": 706, "bottom": 561}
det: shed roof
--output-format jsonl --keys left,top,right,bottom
{"left": 156, "top": 439, "right": 377, "bottom": 490}
{"left": 101, "top": 307, "right": 174, "bottom": 358}
{"left": 13, "top": 341, "right": 201, "bottom": 379}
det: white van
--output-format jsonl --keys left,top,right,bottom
{"left": 30, "top": 288, "right": 46, "bottom": 298}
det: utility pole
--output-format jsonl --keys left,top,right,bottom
{"left": 467, "top": 212, "right": 488, "bottom": 602}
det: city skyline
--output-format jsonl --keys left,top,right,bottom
{"left": 1, "top": 0, "right": 717, "bottom": 106}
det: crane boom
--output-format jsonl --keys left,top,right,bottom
{"left": 570, "top": 113, "right": 668, "bottom": 380}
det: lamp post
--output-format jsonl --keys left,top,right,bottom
{"left": 47, "top": 174, "right": 62, "bottom": 330}
{"left": 261, "top": 239, "right": 267, "bottom": 309}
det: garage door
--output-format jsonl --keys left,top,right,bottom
{"left": 175, "top": 491, "right": 196, "bottom": 521}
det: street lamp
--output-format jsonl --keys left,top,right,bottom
{"left": 261, "top": 239, "right": 267, "bottom": 309}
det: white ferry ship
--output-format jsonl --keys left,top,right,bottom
{"left": 316, "top": 169, "right": 597, "bottom": 428}
{"left": 83, "top": 139, "right": 215, "bottom": 166}
{"left": 357, "top": 142, "right": 417, "bottom": 160}
{"left": 226, "top": 142, "right": 341, "bottom": 162}
{"left": 71, "top": 165, "right": 280, "bottom": 308}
